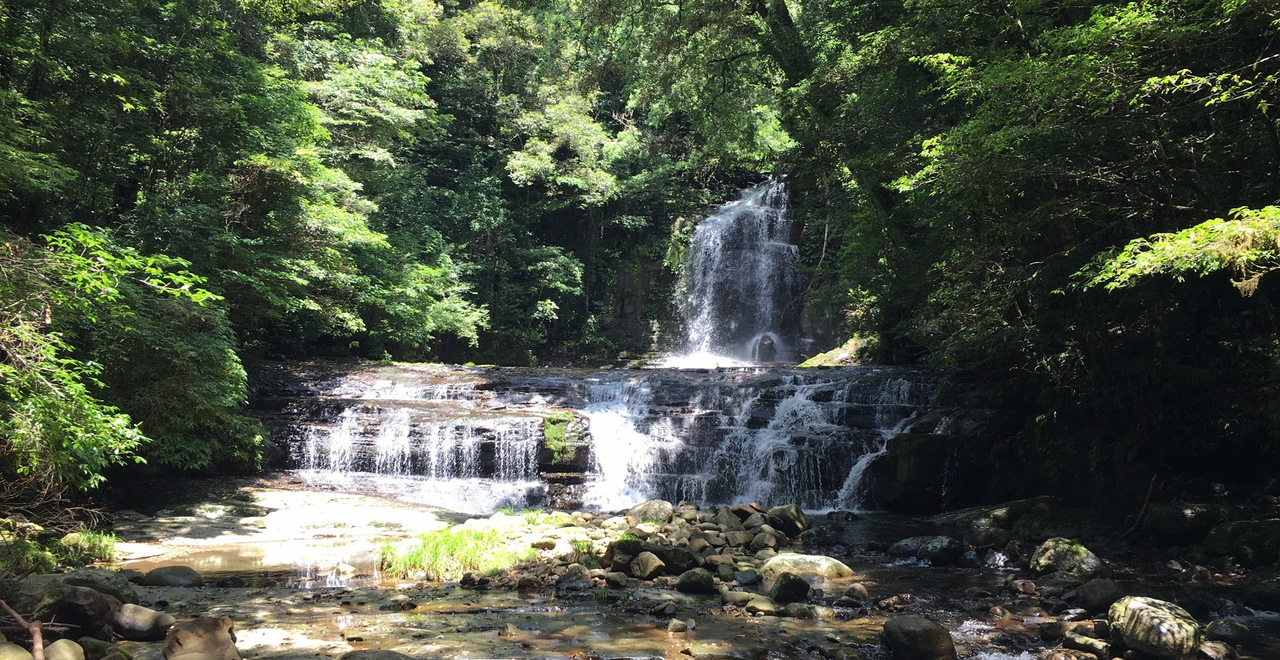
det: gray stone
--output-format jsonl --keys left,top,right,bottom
{"left": 1241, "top": 571, "right": 1280, "bottom": 611}
{"left": 604, "top": 572, "right": 629, "bottom": 589}
{"left": 337, "top": 653, "right": 414, "bottom": 660}
{"left": 887, "top": 536, "right": 933, "bottom": 558}
{"left": 1030, "top": 538, "right": 1108, "bottom": 579}
{"left": 1197, "top": 640, "right": 1238, "bottom": 660}
{"left": 556, "top": 564, "right": 594, "bottom": 592}
{"left": 759, "top": 553, "right": 854, "bottom": 580}
{"left": 1063, "top": 631, "right": 1110, "bottom": 658}
{"left": 75, "top": 638, "right": 120, "bottom": 660}
{"left": 630, "top": 551, "right": 666, "bottom": 580}
{"left": 721, "top": 590, "right": 754, "bottom": 606}
{"left": 674, "top": 568, "right": 718, "bottom": 595}
{"left": 767, "top": 504, "right": 810, "bottom": 537}
{"left": 666, "top": 618, "right": 691, "bottom": 634}
{"left": 745, "top": 597, "right": 778, "bottom": 615}
{"left": 881, "top": 614, "right": 957, "bottom": 660}
{"left": 1108, "top": 595, "right": 1201, "bottom": 660}
{"left": 64, "top": 568, "right": 139, "bottom": 605}
{"left": 141, "top": 566, "right": 204, "bottom": 588}
{"left": 163, "top": 616, "right": 239, "bottom": 660}
{"left": 627, "top": 500, "right": 675, "bottom": 523}
{"left": 112, "top": 603, "right": 176, "bottom": 641}
{"left": 43, "top": 640, "right": 85, "bottom": 660}
{"left": 917, "top": 536, "right": 964, "bottom": 566}
{"left": 769, "top": 572, "right": 810, "bottom": 604}
{"left": 724, "top": 531, "right": 755, "bottom": 547}
{"left": 1074, "top": 577, "right": 1125, "bottom": 614}
{"left": 733, "top": 569, "right": 761, "bottom": 586}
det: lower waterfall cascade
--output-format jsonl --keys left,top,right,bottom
{"left": 257, "top": 362, "right": 948, "bottom": 514}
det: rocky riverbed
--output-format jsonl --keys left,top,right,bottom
{"left": 4, "top": 477, "right": 1280, "bottom": 660}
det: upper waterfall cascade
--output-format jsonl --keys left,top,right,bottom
{"left": 672, "top": 179, "right": 802, "bottom": 367}
{"left": 258, "top": 362, "right": 941, "bottom": 514}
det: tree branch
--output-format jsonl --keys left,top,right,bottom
{"left": 0, "top": 599, "right": 45, "bottom": 660}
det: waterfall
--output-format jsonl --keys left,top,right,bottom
{"left": 670, "top": 179, "right": 802, "bottom": 367}
{"left": 261, "top": 363, "right": 937, "bottom": 514}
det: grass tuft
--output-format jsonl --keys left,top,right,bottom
{"left": 381, "top": 525, "right": 535, "bottom": 582}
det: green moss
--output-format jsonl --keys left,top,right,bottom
{"left": 58, "top": 530, "right": 119, "bottom": 564}
{"left": 542, "top": 411, "right": 578, "bottom": 461}
{"left": 380, "top": 525, "right": 537, "bottom": 581}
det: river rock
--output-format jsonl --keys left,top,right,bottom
{"left": 887, "top": 536, "right": 932, "bottom": 558}
{"left": 141, "top": 566, "right": 204, "bottom": 588}
{"left": 917, "top": 536, "right": 964, "bottom": 565}
{"left": 745, "top": 597, "right": 778, "bottom": 615}
{"left": 1205, "top": 520, "right": 1280, "bottom": 567}
{"left": 1108, "top": 596, "right": 1200, "bottom": 660}
{"left": 1204, "top": 620, "right": 1254, "bottom": 646}
{"left": 111, "top": 603, "right": 176, "bottom": 641}
{"left": 760, "top": 553, "right": 854, "bottom": 580}
{"left": 604, "top": 571, "right": 628, "bottom": 589}
{"left": 722, "top": 590, "right": 754, "bottom": 606}
{"left": 163, "top": 616, "right": 239, "bottom": 660}
{"left": 649, "top": 545, "right": 703, "bottom": 574}
{"left": 1141, "top": 503, "right": 1231, "bottom": 541}
{"left": 1063, "top": 631, "right": 1110, "bottom": 658}
{"left": 881, "top": 614, "right": 957, "bottom": 660}
{"left": 1074, "top": 577, "right": 1124, "bottom": 614}
{"left": 1240, "top": 571, "right": 1280, "bottom": 611}
{"left": 75, "top": 638, "right": 121, "bottom": 660}
{"left": 769, "top": 572, "right": 810, "bottom": 604}
{"left": 338, "top": 652, "right": 415, "bottom": 660}
{"left": 1030, "top": 538, "right": 1108, "bottom": 579}
{"left": 724, "top": 530, "right": 755, "bottom": 547}
{"left": 43, "top": 640, "right": 85, "bottom": 660}
{"left": 630, "top": 551, "right": 666, "bottom": 580}
{"left": 555, "top": 564, "right": 594, "bottom": 593}
{"left": 767, "top": 504, "right": 809, "bottom": 537}
{"left": 627, "top": 500, "right": 674, "bottom": 523}
{"left": 675, "top": 568, "right": 717, "bottom": 595}
{"left": 63, "top": 568, "right": 139, "bottom": 605}
{"left": 0, "top": 643, "right": 33, "bottom": 660}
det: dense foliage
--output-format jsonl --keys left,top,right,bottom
{"left": 2, "top": 0, "right": 1277, "bottom": 501}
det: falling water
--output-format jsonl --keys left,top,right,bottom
{"left": 672, "top": 179, "right": 801, "bottom": 366}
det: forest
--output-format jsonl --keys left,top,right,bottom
{"left": 1, "top": 0, "right": 1278, "bottom": 507}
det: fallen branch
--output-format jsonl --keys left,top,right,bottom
{"left": 0, "top": 599, "right": 44, "bottom": 660}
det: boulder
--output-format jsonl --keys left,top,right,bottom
{"left": 141, "top": 566, "right": 204, "bottom": 588}
{"left": 162, "top": 616, "right": 239, "bottom": 660}
{"left": 75, "top": 638, "right": 121, "bottom": 660}
{"left": 63, "top": 569, "right": 139, "bottom": 605}
{"left": 674, "top": 568, "right": 717, "bottom": 595}
{"left": 881, "top": 614, "right": 957, "bottom": 660}
{"left": 629, "top": 552, "right": 666, "bottom": 580}
{"left": 1205, "top": 520, "right": 1280, "bottom": 567}
{"left": 555, "top": 565, "right": 593, "bottom": 593}
{"left": 647, "top": 544, "right": 702, "bottom": 574}
{"left": 0, "top": 644, "right": 33, "bottom": 660}
{"left": 1108, "top": 596, "right": 1200, "bottom": 660}
{"left": 1141, "top": 503, "right": 1230, "bottom": 541}
{"left": 887, "top": 536, "right": 932, "bottom": 558}
{"left": 759, "top": 554, "right": 854, "bottom": 580}
{"left": 6, "top": 579, "right": 122, "bottom": 638}
{"left": 1030, "top": 538, "right": 1108, "bottom": 579}
{"left": 604, "top": 572, "right": 629, "bottom": 589}
{"left": 917, "top": 536, "right": 964, "bottom": 566}
{"left": 767, "top": 504, "right": 810, "bottom": 537}
{"left": 1074, "top": 577, "right": 1124, "bottom": 614}
{"left": 769, "top": 572, "right": 810, "bottom": 604}
{"left": 111, "top": 603, "right": 176, "bottom": 641}
{"left": 627, "top": 500, "right": 675, "bottom": 523}
{"left": 745, "top": 597, "right": 778, "bottom": 615}
{"left": 42, "top": 640, "right": 85, "bottom": 660}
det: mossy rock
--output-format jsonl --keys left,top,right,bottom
{"left": 1205, "top": 520, "right": 1280, "bottom": 567}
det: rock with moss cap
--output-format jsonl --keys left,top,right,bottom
{"left": 1030, "top": 537, "right": 1108, "bottom": 579}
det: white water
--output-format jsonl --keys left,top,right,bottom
{"left": 675, "top": 179, "right": 801, "bottom": 365}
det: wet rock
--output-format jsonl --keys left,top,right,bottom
{"left": 111, "top": 603, "right": 176, "bottom": 641}
{"left": 630, "top": 551, "right": 666, "bottom": 580}
{"left": 1074, "top": 577, "right": 1124, "bottom": 614}
{"left": 649, "top": 545, "right": 703, "bottom": 574}
{"left": 75, "top": 637, "right": 121, "bottom": 660}
{"left": 1030, "top": 538, "right": 1108, "bottom": 579}
{"left": 516, "top": 576, "right": 542, "bottom": 592}
{"left": 0, "top": 643, "right": 33, "bottom": 660}
{"left": 887, "top": 536, "right": 932, "bottom": 558}
{"left": 1205, "top": 520, "right": 1280, "bottom": 567}
{"left": 43, "top": 640, "right": 85, "bottom": 660}
{"left": 745, "top": 597, "right": 778, "bottom": 615}
{"left": 1240, "top": 570, "right": 1280, "bottom": 611}
{"left": 1037, "top": 571, "right": 1084, "bottom": 594}
{"left": 751, "top": 531, "right": 781, "bottom": 551}
{"left": 742, "top": 513, "right": 768, "bottom": 529}
{"left": 733, "top": 569, "right": 761, "bottom": 586}
{"left": 917, "top": 536, "right": 964, "bottom": 566}
{"left": 604, "top": 571, "right": 629, "bottom": 589}
{"left": 721, "top": 590, "right": 754, "bottom": 606}
{"left": 675, "top": 568, "right": 717, "bottom": 595}
{"left": 1141, "top": 503, "right": 1230, "bottom": 541}
{"left": 759, "top": 553, "right": 854, "bottom": 580}
{"left": 724, "top": 530, "right": 755, "bottom": 547}
{"left": 1063, "top": 631, "right": 1110, "bottom": 658}
{"left": 163, "top": 616, "right": 239, "bottom": 660}
{"left": 881, "top": 614, "right": 957, "bottom": 660}
{"left": 1108, "top": 595, "right": 1200, "bottom": 660}
{"left": 1197, "top": 640, "right": 1238, "bottom": 660}
{"left": 556, "top": 564, "right": 594, "bottom": 592}
{"left": 767, "top": 504, "right": 810, "bottom": 537}
{"left": 1204, "top": 620, "right": 1254, "bottom": 646}
{"left": 498, "top": 624, "right": 520, "bottom": 638}
{"left": 64, "top": 568, "right": 139, "bottom": 605}
{"left": 627, "top": 500, "right": 674, "bottom": 523}
{"left": 666, "top": 618, "right": 693, "bottom": 634}
{"left": 769, "top": 572, "right": 810, "bottom": 604}
{"left": 141, "top": 566, "right": 204, "bottom": 588}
